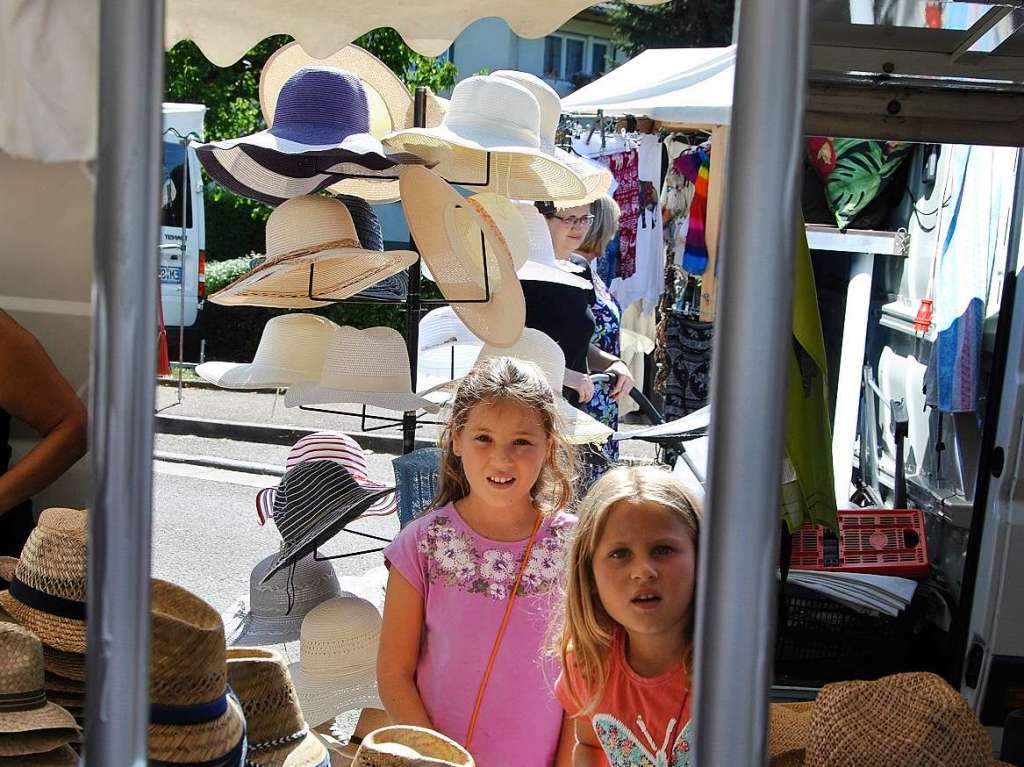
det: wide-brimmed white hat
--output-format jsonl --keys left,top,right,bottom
{"left": 261, "top": 43, "right": 447, "bottom": 205}
{"left": 256, "top": 432, "right": 396, "bottom": 525}
{"left": 514, "top": 203, "right": 594, "bottom": 290}
{"left": 285, "top": 326, "right": 439, "bottom": 413}
{"left": 198, "top": 67, "right": 430, "bottom": 207}
{"left": 415, "top": 307, "right": 483, "bottom": 400}
{"left": 385, "top": 75, "right": 588, "bottom": 201}
{"left": 196, "top": 314, "right": 339, "bottom": 390}
{"left": 431, "top": 329, "right": 613, "bottom": 445}
{"left": 209, "top": 195, "right": 418, "bottom": 309}
{"left": 288, "top": 597, "right": 383, "bottom": 728}
{"left": 492, "top": 70, "right": 613, "bottom": 206}
{"left": 400, "top": 166, "right": 525, "bottom": 348}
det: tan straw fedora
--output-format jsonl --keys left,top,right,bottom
{"left": 400, "top": 166, "right": 526, "bottom": 348}
{"left": 0, "top": 624, "right": 79, "bottom": 744}
{"left": 149, "top": 579, "right": 247, "bottom": 767}
{"left": 226, "top": 648, "right": 329, "bottom": 767}
{"left": 352, "top": 726, "right": 474, "bottom": 767}
{"left": 209, "top": 195, "right": 418, "bottom": 309}
{"left": 492, "top": 70, "right": 613, "bottom": 206}
{"left": 0, "top": 509, "right": 87, "bottom": 654}
{"left": 768, "top": 672, "right": 1014, "bottom": 767}
{"left": 262, "top": 43, "right": 445, "bottom": 205}
{"left": 0, "top": 744, "right": 79, "bottom": 766}
{"left": 285, "top": 326, "right": 439, "bottom": 413}
{"left": 287, "top": 597, "right": 383, "bottom": 729}
{"left": 197, "top": 314, "right": 340, "bottom": 390}
{"left": 385, "top": 75, "right": 587, "bottom": 201}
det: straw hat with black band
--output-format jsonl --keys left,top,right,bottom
{"left": 226, "top": 648, "right": 329, "bottom": 767}
{"left": 0, "top": 509, "right": 87, "bottom": 655}
{"left": 149, "top": 578, "right": 247, "bottom": 767}
{"left": 261, "top": 43, "right": 447, "bottom": 204}
{"left": 399, "top": 165, "right": 526, "bottom": 348}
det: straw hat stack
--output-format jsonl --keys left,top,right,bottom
{"left": 0, "top": 509, "right": 89, "bottom": 731}
{"left": 0, "top": 623, "right": 80, "bottom": 766}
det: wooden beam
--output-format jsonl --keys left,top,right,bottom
{"left": 700, "top": 124, "right": 728, "bottom": 322}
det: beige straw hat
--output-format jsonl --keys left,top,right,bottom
{"left": 385, "top": 75, "right": 588, "bottom": 201}
{"left": 209, "top": 195, "right": 418, "bottom": 309}
{"left": 352, "top": 726, "right": 474, "bottom": 767}
{"left": 197, "top": 314, "right": 340, "bottom": 390}
{"left": 491, "top": 70, "right": 613, "bottom": 206}
{"left": 0, "top": 509, "right": 87, "bottom": 654}
{"left": 0, "top": 744, "right": 79, "bottom": 766}
{"left": 43, "top": 672, "right": 84, "bottom": 696}
{"left": 285, "top": 326, "right": 439, "bottom": 413}
{"left": 40, "top": 648, "right": 84, "bottom": 685}
{"left": 226, "top": 648, "right": 329, "bottom": 767}
{"left": 0, "top": 624, "right": 79, "bottom": 744}
{"left": 261, "top": 43, "right": 447, "bottom": 205}
{"left": 148, "top": 579, "right": 247, "bottom": 767}
{"left": 768, "top": 672, "right": 1014, "bottom": 767}
{"left": 287, "top": 597, "right": 383, "bottom": 728}
{"left": 400, "top": 166, "right": 526, "bottom": 348}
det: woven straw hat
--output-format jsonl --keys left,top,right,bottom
{"left": 0, "top": 744, "right": 79, "bottom": 766}
{"left": 0, "top": 624, "right": 79, "bottom": 742}
{"left": 223, "top": 552, "right": 341, "bottom": 647}
{"left": 767, "top": 673, "right": 1013, "bottom": 767}
{"left": 256, "top": 432, "right": 397, "bottom": 526}
{"left": 491, "top": 70, "right": 613, "bottom": 206}
{"left": 385, "top": 75, "right": 587, "bottom": 201}
{"left": 0, "top": 598, "right": 85, "bottom": 684}
{"left": 415, "top": 307, "right": 482, "bottom": 399}
{"left": 514, "top": 203, "right": 594, "bottom": 289}
{"left": 197, "top": 314, "right": 340, "bottom": 390}
{"left": 261, "top": 461, "right": 396, "bottom": 585}
{"left": 287, "top": 597, "right": 383, "bottom": 728}
{"left": 0, "top": 509, "right": 87, "bottom": 654}
{"left": 262, "top": 43, "right": 445, "bottom": 205}
{"left": 209, "top": 195, "right": 418, "bottom": 309}
{"left": 226, "top": 648, "right": 329, "bottom": 767}
{"left": 198, "top": 67, "right": 429, "bottom": 207}
{"left": 352, "top": 726, "right": 474, "bottom": 767}
{"left": 400, "top": 166, "right": 525, "bottom": 348}
{"left": 148, "top": 579, "right": 247, "bottom": 767}
{"left": 285, "top": 326, "right": 439, "bottom": 413}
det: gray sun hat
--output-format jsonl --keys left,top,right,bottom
{"left": 222, "top": 552, "right": 341, "bottom": 647}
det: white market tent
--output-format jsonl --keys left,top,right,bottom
{"left": 6, "top": 2, "right": 1024, "bottom": 765}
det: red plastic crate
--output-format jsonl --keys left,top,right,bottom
{"left": 790, "top": 508, "right": 930, "bottom": 578}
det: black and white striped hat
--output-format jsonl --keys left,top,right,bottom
{"left": 261, "top": 460, "right": 394, "bottom": 584}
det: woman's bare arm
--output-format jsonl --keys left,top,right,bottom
{"left": 377, "top": 567, "right": 433, "bottom": 728}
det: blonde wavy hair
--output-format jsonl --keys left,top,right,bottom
{"left": 579, "top": 195, "right": 621, "bottom": 259}
{"left": 554, "top": 464, "right": 702, "bottom": 714}
{"left": 431, "top": 356, "right": 576, "bottom": 515}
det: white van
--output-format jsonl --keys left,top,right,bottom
{"left": 160, "top": 103, "right": 206, "bottom": 329}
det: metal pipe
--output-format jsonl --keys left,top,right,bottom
{"left": 85, "top": 0, "right": 164, "bottom": 764}
{"left": 402, "top": 87, "right": 427, "bottom": 455}
{"left": 692, "top": 0, "right": 810, "bottom": 764}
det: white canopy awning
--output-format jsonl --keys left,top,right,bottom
{"left": 561, "top": 45, "right": 734, "bottom": 128}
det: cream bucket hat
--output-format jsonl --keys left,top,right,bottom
{"left": 415, "top": 307, "right": 483, "bottom": 399}
{"left": 196, "top": 314, "right": 339, "bottom": 390}
{"left": 514, "top": 203, "right": 594, "bottom": 290}
{"left": 384, "top": 75, "right": 588, "bottom": 201}
{"left": 400, "top": 166, "right": 525, "bottom": 348}
{"left": 285, "top": 326, "right": 439, "bottom": 413}
{"left": 492, "top": 70, "right": 613, "bottom": 206}
{"left": 261, "top": 43, "right": 447, "bottom": 205}
{"left": 287, "top": 597, "right": 383, "bottom": 728}
{"left": 209, "top": 195, "right": 418, "bottom": 309}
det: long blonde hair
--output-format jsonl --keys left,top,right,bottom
{"left": 555, "top": 465, "right": 702, "bottom": 714}
{"left": 431, "top": 356, "right": 576, "bottom": 515}
{"left": 579, "top": 195, "right": 621, "bottom": 258}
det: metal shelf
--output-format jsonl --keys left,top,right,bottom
{"left": 805, "top": 223, "right": 910, "bottom": 256}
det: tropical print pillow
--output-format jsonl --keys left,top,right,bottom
{"left": 806, "top": 137, "right": 913, "bottom": 230}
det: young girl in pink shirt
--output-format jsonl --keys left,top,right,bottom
{"left": 554, "top": 465, "right": 703, "bottom": 767}
{"left": 378, "top": 357, "right": 578, "bottom": 767}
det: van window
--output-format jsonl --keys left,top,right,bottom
{"left": 161, "top": 140, "right": 192, "bottom": 229}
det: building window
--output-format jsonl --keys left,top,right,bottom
{"left": 544, "top": 36, "right": 563, "bottom": 78}
{"left": 591, "top": 41, "right": 609, "bottom": 74}
{"left": 543, "top": 34, "right": 613, "bottom": 81}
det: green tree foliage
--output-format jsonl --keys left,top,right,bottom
{"left": 608, "top": 0, "right": 735, "bottom": 55}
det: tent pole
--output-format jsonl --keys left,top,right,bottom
{"left": 85, "top": 0, "right": 164, "bottom": 764}
{"left": 692, "top": 1, "right": 809, "bottom": 765}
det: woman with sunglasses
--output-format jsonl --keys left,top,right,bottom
{"left": 526, "top": 199, "right": 635, "bottom": 486}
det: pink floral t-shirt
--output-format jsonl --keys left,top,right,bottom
{"left": 384, "top": 503, "right": 575, "bottom": 767}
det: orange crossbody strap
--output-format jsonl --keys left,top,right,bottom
{"left": 464, "top": 514, "right": 544, "bottom": 751}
